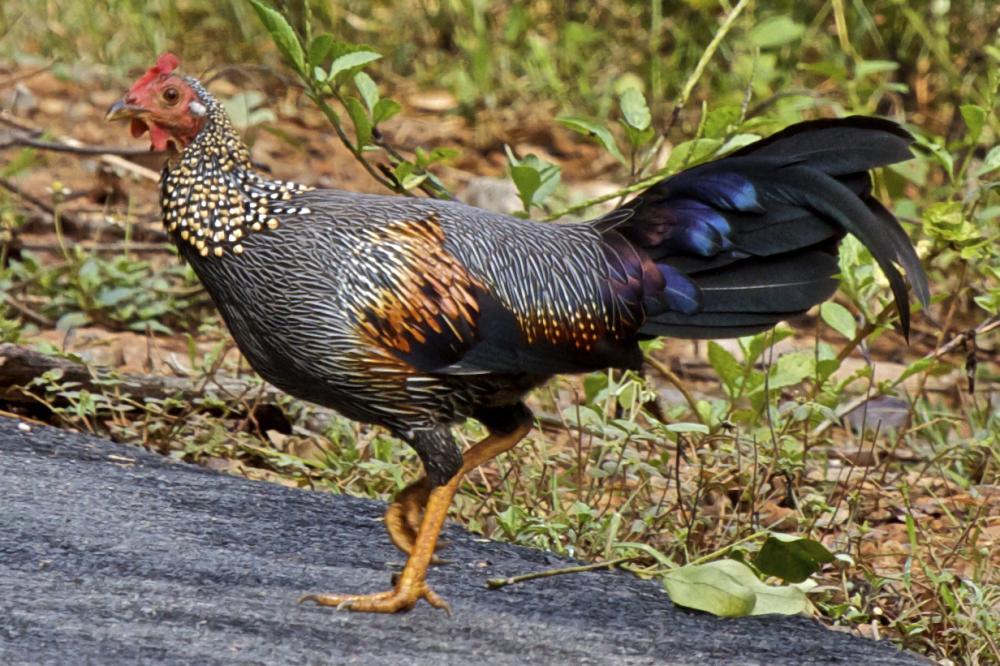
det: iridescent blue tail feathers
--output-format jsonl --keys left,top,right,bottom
{"left": 597, "top": 116, "right": 928, "bottom": 340}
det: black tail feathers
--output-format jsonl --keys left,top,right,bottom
{"left": 599, "top": 116, "right": 928, "bottom": 340}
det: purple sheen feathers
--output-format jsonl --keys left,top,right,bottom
{"left": 656, "top": 264, "right": 701, "bottom": 314}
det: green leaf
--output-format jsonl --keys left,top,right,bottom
{"left": 754, "top": 534, "right": 835, "bottom": 583}
{"left": 618, "top": 87, "right": 651, "bottom": 132}
{"left": 664, "top": 559, "right": 810, "bottom": 617}
{"left": 327, "top": 50, "right": 382, "bottom": 83}
{"left": 354, "top": 72, "right": 379, "bottom": 112}
{"left": 750, "top": 579, "right": 812, "bottom": 615}
{"left": 916, "top": 135, "right": 955, "bottom": 180}
{"left": 96, "top": 287, "right": 135, "bottom": 307}
{"left": 766, "top": 351, "right": 815, "bottom": 390}
{"left": 557, "top": 116, "right": 626, "bottom": 164}
{"left": 56, "top": 311, "right": 91, "bottom": 332}
{"left": 855, "top": 59, "right": 899, "bottom": 78}
{"left": 719, "top": 133, "right": 761, "bottom": 154}
{"left": 923, "top": 201, "right": 978, "bottom": 244}
{"left": 344, "top": 96, "right": 372, "bottom": 147}
{"left": 708, "top": 341, "right": 743, "bottom": 394}
{"left": 391, "top": 161, "right": 428, "bottom": 191}
{"left": 820, "top": 302, "right": 856, "bottom": 340}
{"left": 583, "top": 372, "right": 609, "bottom": 404}
{"left": 373, "top": 98, "right": 401, "bottom": 125}
{"left": 414, "top": 146, "right": 458, "bottom": 168}
{"left": 749, "top": 16, "right": 805, "bottom": 49}
{"left": 664, "top": 138, "right": 723, "bottom": 172}
{"left": 307, "top": 33, "right": 336, "bottom": 68}
{"left": 250, "top": 0, "right": 306, "bottom": 76}
{"left": 702, "top": 105, "right": 741, "bottom": 139}
{"left": 976, "top": 145, "right": 1000, "bottom": 177}
{"left": 894, "top": 357, "right": 934, "bottom": 386}
{"left": 742, "top": 328, "right": 795, "bottom": 365}
{"left": 505, "top": 146, "right": 561, "bottom": 212}
{"left": 663, "top": 560, "right": 756, "bottom": 617}
{"left": 665, "top": 422, "right": 710, "bottom": 434}
{"left": 510, "top": 164, "right": 541, "bottom": 211}
{"left": 960, "top": 104, "right": 986, "bottom": 143}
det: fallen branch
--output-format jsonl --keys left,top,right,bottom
{"left": 0, "top": 175, "right": 83, "bottom": 231}
{"left": 0, "top": 343, "right": 280, "bottom": 409}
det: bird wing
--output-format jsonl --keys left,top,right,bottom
{"left": 339, "top": 207, "right": 644, "bottom": 377}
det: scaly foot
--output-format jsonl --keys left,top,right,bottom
{"left": 299, "top": 581, "right": 450, "bottom": 614}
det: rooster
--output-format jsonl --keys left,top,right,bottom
{"left": 107, "top": 53, "right": 928, "bottom": 613}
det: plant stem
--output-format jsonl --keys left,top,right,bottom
{"left": 485, "top": 555, "right": 644, "bottom": 590}
{"left": 542, "top": 0, "right": 752, "bottom": 222}
{"left": 305, "top": 89, "right": 405, "bottom": 195}
{"left": 665, "top": 0, "right": 753, "bottom": 135}
{"left": 644, "top": 354, "right": 704, "bottom": 424}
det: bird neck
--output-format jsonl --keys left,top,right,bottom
{"left": 160, "top": 79, "right": 312, "bottom": 259}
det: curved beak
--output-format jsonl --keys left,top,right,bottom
{"left": 105, "top": 99, "right": 147, "bottom": 122}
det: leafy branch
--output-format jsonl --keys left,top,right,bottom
{"left": 250, "top": 0, "right": 452, "bottom": 199}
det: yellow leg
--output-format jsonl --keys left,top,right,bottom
{"left": 384, "top": 418, "right": 534, "bottom": 556}
{"left": 301, "top": 418, "right": 532, "bottom": 613}
{"left": 383, "top": 478, "right": 431, "bottom": 556}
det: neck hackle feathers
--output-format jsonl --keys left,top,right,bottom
{"left": 147, "top": 55, "right": 313, "bottom": 258}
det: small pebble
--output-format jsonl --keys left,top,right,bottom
{"left": 17, "top": 423, "right": 32, "bottom": 433}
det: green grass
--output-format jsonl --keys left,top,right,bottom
{"left": 2, "top": 0, "right": 999, "bottom": 661}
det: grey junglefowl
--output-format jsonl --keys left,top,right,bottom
{"left": 106, "top": 53, "right": 929, "bottom": 613}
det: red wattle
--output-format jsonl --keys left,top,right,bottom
{"left": 148, "top": 124, "right": 172, "bottom": 152}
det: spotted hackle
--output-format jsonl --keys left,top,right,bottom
{"left": 159, "top": 77, "right": 313, "bottom": 258}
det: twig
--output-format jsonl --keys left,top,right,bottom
{"left": 643, "top": 354, "right": 704, "bottom": 424}
{"left": 928, "top": 315, "right": 1000, "bottom": 359}
{"left": 0, "top": 62, "right": 54, "bottom": 89}
{"left": 2, "top": 293, "right": 54, "bottom": 328}
{"left": 370, "top": 128, "right": 453, "bottom": 200}
{"left": 542, "top": 171, "right": 664, "bottom": 222}
{"left": 0, "top": 175, "right": 82, "bottom": 230}
{"left": 0, "top": 111, "right": 159, "bottom": 182}
{"left": 1, "top": 133, "right": 161, "bottom": 158}
{"left": 16, "top": 241, "right": 170, "bottom": 254}
{"left": 305, "top": 92, "right": 402, "bottom": 194}
{"left": 485, "top": 555, "right": 643, "bottom": 590}
{"left": 663, "top": 0, "right": 753, "bottom": 136}
{"left": 0, "top": 343, "right": 289, "bottom": 410}
{"left": 810, "top": 314, "right": 1000, "bottom": 437}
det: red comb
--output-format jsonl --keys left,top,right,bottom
{"left": 155, "top": 53, "right": 180, "bottom": 73}
{"left": 129, "top": 52, "right": 181, "bottom": 93}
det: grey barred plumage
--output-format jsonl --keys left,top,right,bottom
{"left": 109, "top": 53, "right": 928, "bottom": 614}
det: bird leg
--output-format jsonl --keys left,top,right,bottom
{"left": 384, "top": 415, "right": 534, "bottom": 557}
{"left": 383, "top": 476, "right": 433, "bottom": 557}
{"left": 301, "top": 410, "right": 533, "bottom": 613}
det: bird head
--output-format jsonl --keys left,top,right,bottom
{"left": 106, "top": 53, "right": 207, "bottom": 152}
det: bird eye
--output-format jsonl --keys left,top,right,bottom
{"left": 162, "top": 87, "right": 181, "bottom": 105}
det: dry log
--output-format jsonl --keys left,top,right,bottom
{"left": 0, "top": 342, "right": 280, "bottom": 407}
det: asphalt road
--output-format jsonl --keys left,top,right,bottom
{"left": 0, "top": 416, "right": 929, "bottom": 665}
